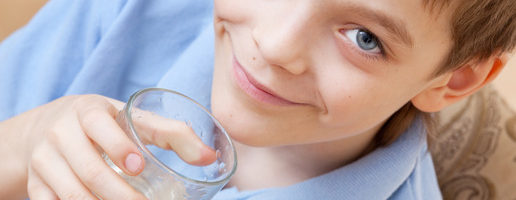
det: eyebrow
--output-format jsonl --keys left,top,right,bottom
{"left": 344, "top": 4, "right": 414, "bottom": 47}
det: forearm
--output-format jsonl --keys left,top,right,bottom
{"left": 0, "top": 115, "right": 30, "bottom": 199}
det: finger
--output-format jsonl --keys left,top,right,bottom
{"left": 50, "top": 116, "right": 146, "bottom": 200}
{"left": 77, "top": 97, "right": 145, "bottom": 176}
{"left": 130, "top": 109, "right": 217, "bottom": 166}
{"left": 29, "top": 142, "right": 95, "bottom": 200}
{"left": 103, "top": 96, "right": 125, "bottom": 111}
{"left": 27, "top": 166, "right": 58, "bottom": 200}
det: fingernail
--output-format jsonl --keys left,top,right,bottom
{"left": 125, "top": 153, "right": 142, "bottom": 174}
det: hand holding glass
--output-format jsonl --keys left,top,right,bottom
{"left": 103, "top": 88, "right": 237, "bottom": 200}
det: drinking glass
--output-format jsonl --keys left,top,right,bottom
{"left": 103, "top": 88, "right": 237, "bottom": 200}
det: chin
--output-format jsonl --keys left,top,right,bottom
{"left": 210, "top": 93, "right": 273, "bottom": 147}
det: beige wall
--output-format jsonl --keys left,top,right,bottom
{"left": 492, "top": 55, "right": 516, "bottom": 110}
{"left": 0, "top": 0, "right": 47, "bottom": 40}
{"left": 0, "top": 1, "right": 514, "bottom": 110}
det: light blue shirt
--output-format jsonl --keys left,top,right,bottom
{"left": 0, "top": 0, "right": 442, "bottom": 199}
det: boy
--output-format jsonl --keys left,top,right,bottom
{"left": 0, "top": 0, "right": 514, "bottom": 199}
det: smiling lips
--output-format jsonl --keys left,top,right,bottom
{"left": 232, "top": 56, "right": 299, "bottom": 106}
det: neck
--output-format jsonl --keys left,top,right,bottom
{"left": 226, "top": 124, "right": 381, "bottom": 191}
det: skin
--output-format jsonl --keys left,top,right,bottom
{"left": 212, "top": 0, "right": 449, "bottom": 189}
{"left": 0, "top": 0, "right": 509, "bottom": 199}
{"left": 211, "top": 0, "right": 507, "bottom": 190}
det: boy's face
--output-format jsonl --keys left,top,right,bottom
{"left": 211, "top": 0, "right": 453, "bottom": 146}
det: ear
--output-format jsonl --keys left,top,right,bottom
{"left": 411, "top": 53, "right": 510, "bottom": 112}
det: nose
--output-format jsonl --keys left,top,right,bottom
{"left": 252, "top": 4, "right": 315, "bottom": 75}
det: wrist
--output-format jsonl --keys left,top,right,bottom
{"left": 0, "top": 116, "right": 29, "bottom": 198}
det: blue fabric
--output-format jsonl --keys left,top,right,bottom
{"left": 0, "top": 0, "right": 213, "bottom": 119}
{"left": 212, "top": 119, "right": 442, "bottom": 200}
{"left": 0, "top": 0, "right": 442, "bottom": 199}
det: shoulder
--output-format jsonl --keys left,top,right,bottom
{"left": 0, "top": 0, "right": 213, "bottom": 120}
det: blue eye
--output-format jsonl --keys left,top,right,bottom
{"left": 344, "top": 29, "right": 381, "bottom": 53}
{"left": 357, "top": 30, "right": 378, "bottom": 50}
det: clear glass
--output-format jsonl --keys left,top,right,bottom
{"left": 104, "top": 88, "right": 237, "bottom": 200}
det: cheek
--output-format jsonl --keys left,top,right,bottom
{"left": 316, "top": 70, "right": 416, "bottom": 134}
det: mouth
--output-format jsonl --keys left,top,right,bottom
{"left": 232, "top": 56, "right": 299, "bottom": 106}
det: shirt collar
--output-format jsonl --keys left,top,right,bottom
{"left": 215, "top": 118, "right": 426, "bottom": 200}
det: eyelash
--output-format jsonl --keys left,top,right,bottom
{"left": 341, "top": 28, "right": 387, "bottom": 62}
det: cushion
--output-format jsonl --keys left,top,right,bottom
{"left": 430, "top": 85, "right": 516, "bottom": 200}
